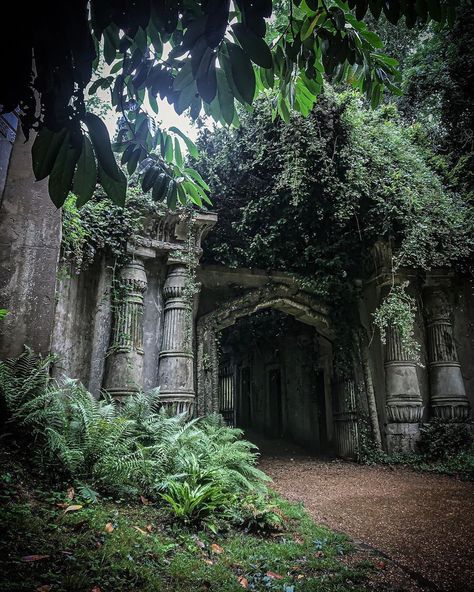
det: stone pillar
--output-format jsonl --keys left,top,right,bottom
{"left": 158, "top": 256, "right": 195, "bottom": 415}
{"left": 384, "top": 325, "right": 423, "bottom": 453}
{"left": 424, "top": 287, "right": 470, "bottom": 420}
{"left": 104, "top": 258, "right": 147, "bottom": 401}
{"left": 196, "top": 320, "right": 219, "bottom": 416}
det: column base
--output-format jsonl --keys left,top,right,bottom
{"left": 386, "top": 422, "right": 420, "bottom": 454}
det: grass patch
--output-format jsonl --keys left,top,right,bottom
{"left": 0, "top": 450, "right": 375, "bottom": 592}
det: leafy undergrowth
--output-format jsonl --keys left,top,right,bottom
{"left": 0, "top": 451, "right": 377, "bottom": 592}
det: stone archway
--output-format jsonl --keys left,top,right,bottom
{"left": 196, "top": 282, "right": 332, "bottom": 416}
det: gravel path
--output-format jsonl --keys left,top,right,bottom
{"left": 255, "top": 440, "right": 474, "bottom": 592}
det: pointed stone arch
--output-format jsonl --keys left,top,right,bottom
{"left": 196, "top": 282, "right": 332, "bottom": 415}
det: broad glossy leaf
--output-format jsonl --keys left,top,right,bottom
{"left": 232, "top": 23, "right": 273, "bottom": 69}
{"left": 98, "top": 162, "right": 126, "bottom": 207}
{"left": 84, "top": 113, "right": 123, "bottom": 182}
{"left": 169, "top": 127, "right": 199, "bottom": 158}
{"left": 174, "top": 138, "right": 183, "bottom": 167}
{"left": 225, "top": 41, "right": 255, "bottom": 104}
{"left": 32, "top": 127, "right": 68, "bottom": 181}
{"left": 48, "top": 132, "right": 81, "bottom": 208}
{"left": 184, "top": 167, "right": 210, "bottom": 191}
{"left": 217, "top": 69, "right": 234, "bottom": 125}
{"left": 73, "top": 135, "right": 97, "bottom": 208}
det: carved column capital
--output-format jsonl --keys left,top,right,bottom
{"left": 424, "top": 287, "right": 452, "bottom": 326}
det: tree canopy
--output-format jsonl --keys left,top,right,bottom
{"left": 0, "top": 0, "right": 463, "bottom": 210}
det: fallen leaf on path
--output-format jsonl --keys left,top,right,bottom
{"left": 140, "top": 495, "right": 149, "bottom": 505}
{"left": 64, "top": 505, "right": 83, "bottom": 513}
{"left": 211, "top": 543, "right": 224, "bottom": 554}
{"left": 145, "top": 524, "right": 153, "bottom": 533}
{"left": 67, "top": 487, "right": 75, "bottom": 500}
{"left": 266, "top": 571, "right": 283, "bottom": 579}
{"left": 237, "top": 576, "right": 249, "bottom": 588}
{"left": 21, "top": 555, "right": 50, "bottom": 562}
{"left": 104, "top": 523, "right": 114, "bottom": 533}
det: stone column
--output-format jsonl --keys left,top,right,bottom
{"left": 104, "top": 258, "right": 147, "bottom": 401}
{"left": 424, "top": 287, "right": 470, "bottom": 420}
{"left": 385, "top": 325, "right": 423, "bottom": 453}
{"left": 158, "top": 255, "right": 195, "bottom": 415}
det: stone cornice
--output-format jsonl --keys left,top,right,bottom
{"left": 127, "top": 211, "right": 217, "bottom": 260}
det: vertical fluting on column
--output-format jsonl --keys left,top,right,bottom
{"left": 384, "top": 323, "right": 423, "bottom": 453}
{"left": 385, "top": 324, "right": 423, "bottom": 423}
{"left": 158, "top": 259, "right": 195, "bottom": 415}
{"left": 424, "top": 287, "right": 470, "bottom": 421}
{"left": 104, "top": 258, "right": 148, "bottom": 401}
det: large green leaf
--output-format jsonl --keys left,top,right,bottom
{"left": 217, "top": 69, "right": 235, "bottom": 125}
{"left": 83, "top": 113, "right": 123, "bottom": 182}
{"left": 232, "top": 23, "right": 273, "bottom": 69}
{"left": 48, "top": 132, "right": 81, "bottom": 208}
{"left": 169, "top": 127, "right": 199, "bottom": 158}
{"left": 97, "top": 162, "right": 127, "bottom": 207}
{"left": 32, "top": 127, "right": 68, "bottom": 181}
{"left": 225, "top": 41, "right": 255, "bottom": 105}
{"left": 73, "top": 135, "right": 97, "bottom": 208}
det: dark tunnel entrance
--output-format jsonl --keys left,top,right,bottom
{"left": 217, "top": 309, "right": 333, "bottom": 453}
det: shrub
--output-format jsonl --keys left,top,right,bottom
{"left": 418, "top": 418, "right": 473, "bottom": 461}
{"left": 230, "top": 494, "right": 284, "bottom": 534}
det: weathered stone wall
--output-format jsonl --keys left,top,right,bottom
{"left": 51, "top": 257, "right": 167, "bottom": 396}
{"left": 0, "top": 129, "right": 61, "bottom": 359}
{"left": 51, "top": 258, "right": 113, "bottom": 395}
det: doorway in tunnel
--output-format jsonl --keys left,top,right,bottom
{"left": 217, "top": 309, "right": 334, "bottom": 454}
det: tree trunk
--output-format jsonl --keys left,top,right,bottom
{"left": 354, "top": 329, "right": 382, "bottom": 450}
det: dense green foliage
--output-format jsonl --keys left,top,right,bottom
{"left": 197, "top": 90, "right": 472, "bottom": 290}
{"left": 61, "top": 187, "right": 165, "bottom": 271}
{"left": 0, "top": 349, "right": 268, "bottom": 528}
{"left": 3, "top": 0, "right": 431, "bottom": 210}
{"left": 418, "top": 418, "right": 473, "bottom": 461}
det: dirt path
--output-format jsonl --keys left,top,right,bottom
{"left": 256, "top": 440, "right": 474, "bottom": 592}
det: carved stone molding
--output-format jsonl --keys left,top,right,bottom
{"left": 104, "top": 258, "right": 148, "bottom": 400}
{"left": 423, "top": 287, "right": 470, "bottom": 421}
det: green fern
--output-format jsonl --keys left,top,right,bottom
{"left": 0, "top": 351, "right": 269, "bottom": 508}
